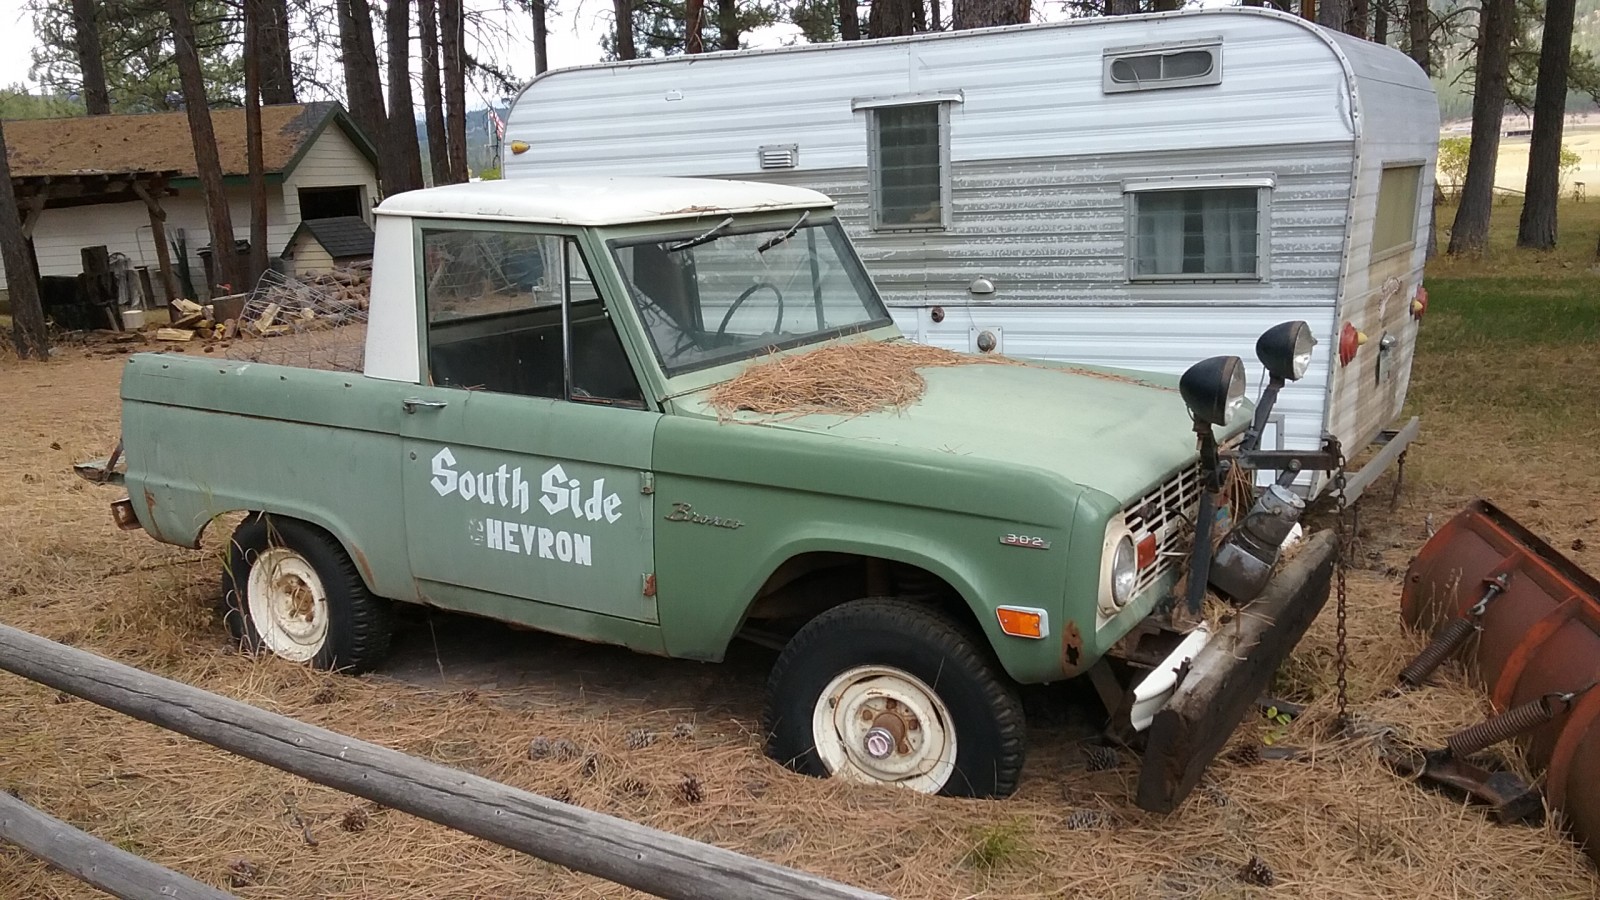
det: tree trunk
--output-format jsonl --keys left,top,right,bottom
{"left": 1448, "top": 0, "right": 1513, "bottom": 255}
{"left": 419, "top": 0, "right": 449, "bottom": 184}
{"left": 440, "top": 0, "right": 468, "bottom": 182}
{"left": 245, "top": 0, "right": 269, "bottom": 288}
{"left": 1407, "top": 0, "right": 1428, "bottom": 73}
{"left": 1152, "top": 0, "right": 1179, "bottom": 11}
{"left": 930, "top": 0, "right": 941, "bottom": 30}
{"left": 1347, "top": 0, "right": 1367, "bottom": 38}
{"left": 71, "top": 0, "right": 110, "bottom": 114}
{"left": 339, "top": 0, "right": 392, "bottom": 189}
{"left": 1106, "top": 0, "right": 1140, "bottom": 15}
{"left": 612, "top": 0, "right": 636, "bottom": 58}
{"left": 386, "top": 0, "right": 424, "bottom": 194}
{"left": 1515, "top": 0, "right": 1574, "bottom": 249}
{"left": 167, "top": 0, "right": 242, "bottom": 293}
{"left": 867, "top": 0, "right": 917, "bottom": 36}
{"left": 1373, "top": 0, "right": 1387, "bottom": 44}
{"left": 532, "top": 0, "right": 550, "bottom": 70}
{"left": 685, "top": 0, "right": 704, "bottom": 52}
{"left": 953, "top": 0, "right": 1029, "bottom": 28}
{"left": 260, "top": 0, "right": 297, "bottom": 103}
{"left": 1316, "top": 0, "right": 1349, "bottom": 33}
{"left": 839, "top": 0, "right": 860, "bottom": 39}
{"left": 0, "top": 121, "right": 49, "bottom": 359}
{"left": 718, "top": 0, "right": 738, "bottom": 50}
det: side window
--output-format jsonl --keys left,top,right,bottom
{"left": 1373, "top": 164, "right": 1423, "bottom": 258}
{"left": 1126, "top": 187, "right": 1263, "bottom": 281}
{"left": 868, "top": 102, "right": 949, "bottom": 230}
{"left": 421, "top": 228, "right": 645, "bottom": 407}
{"left": 1102, "top": 41, "right": 1222, "bottom": 93}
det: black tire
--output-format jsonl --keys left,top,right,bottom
{"left": 763, "top": 598, "right": 1026, "bottom": 798}
{"left": 222, "top": 515, "right": 392, "bottom": 673}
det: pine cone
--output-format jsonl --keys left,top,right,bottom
{"left": 550, "top": 787, "right": 573, "bottom": 804}
{"left": 551, "top": 738, "right": 580, "bottom": 760}
{"left": 1198, "top": 782, "right": 1230, "bottom": 808}
{"left": 672, "top": 722, "right": 696, "bottom": 741}
{"left": 1239, "top": 855, "right": 1276, "bottom": 887}
{"left": 1083, "top": 744, "right": 1120, "bottom": 772}
{"left": 527, "top": 737, "right": 553, "bottom": 760}
{"left": 678, "top": 774, "right": 704, "bottom": 805}
{"left": 1064, "top": 809, "right": 1106, "bottom": 830}
{"left": 340, "top": 806, "right": 369, "bottom": 833}
{"left": 619, "top": 777, "right": 649, "bottom": 797}
{"left": 580, "top": 754, "right": 599, "bottom": 779}
{"left": 625, "top": 729, "right": 657, "bottom": 750}
{"left": 309, "top": 686, "right": 337, "bottom": 705}
{"left": 227, "top": 859, "right": 261, "bottom": 888}
{"left": 1229, "top": 743, "right": 1264, "bottom": 767}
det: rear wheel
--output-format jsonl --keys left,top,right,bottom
{"left": 763, "top": 598, "right": 1026, "bottom": 797}
{"left": 222, "top": 516, "right": 392, "bottom": 673}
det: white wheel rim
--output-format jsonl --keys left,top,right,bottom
{"left": 810, "top": 665, "right": 957, "bottom": 793}
{"left": 246, "top": 547, "right": 330, "bottom": 662}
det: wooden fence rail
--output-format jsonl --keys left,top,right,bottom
{"left": 0, "top": 623, "right": 888, "bottom": 900}
{"left": 0, "top": 789, "right": 237, "bottom": 900}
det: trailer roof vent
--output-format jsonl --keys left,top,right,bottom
{"left": 758, "top": 144, "right": 799, "bottom": 170}
{"left": 1103, "top": 39, "right": 1222, "bottom": 94}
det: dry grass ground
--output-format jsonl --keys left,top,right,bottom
{"left": 3, "top": 203, "right": 1600, "bottom": 898}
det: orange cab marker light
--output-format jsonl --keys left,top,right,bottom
{"left": 996, "top": 606, "right": 1049, "bottom": 640}
{"left": 1137, "top": 534, "right": 1158, "bottom": 570}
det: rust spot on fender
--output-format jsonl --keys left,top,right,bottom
{"left": 350, "top": 545, "right": 376, "bottom": 587}
{"left": 1063, "top": 620, "right": 1085, "bottom": 676}
{"left": 139, "top": 488, "right": 164, "bottom": 541}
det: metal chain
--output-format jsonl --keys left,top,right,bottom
{"left": 1332, "top": 447, "right": 1351, "bottom": 733}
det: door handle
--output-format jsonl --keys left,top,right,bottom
{"left": 402, "top": 398, "right": 448, "bottom": 414}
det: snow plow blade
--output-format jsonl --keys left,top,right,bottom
{"left": 1401, "top": 499, "right": 1600, "bottom": 865}
{"left": 1137, "top": 530, "right": 1337, "bottom": 813}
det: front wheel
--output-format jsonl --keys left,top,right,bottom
{"left": 763, "top": 598, "right": 1026, "bottom": 797}
{"left": 222, "top": 515, "right": 392, "bottom": 673}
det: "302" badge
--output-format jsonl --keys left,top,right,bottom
{"left": 1000, "top": 533, "right": 1051, "bottom": 550}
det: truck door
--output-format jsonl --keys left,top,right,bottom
{"left": 398, "top": 225, "right": 661, "bottom": 623}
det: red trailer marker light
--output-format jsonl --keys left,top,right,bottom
{"left": 1411, "top": 286, "right": 1428, "bottom": 321}
{"left": 1338, "top": 322, "right": 1366, "bottom": 367}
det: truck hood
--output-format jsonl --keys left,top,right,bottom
{"left": 680, "top": 359, "right": 1244, "bottom": 502}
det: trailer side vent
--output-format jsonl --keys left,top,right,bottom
{"left": 758, "top": 145, "right": 799, "bottom": 170}
{"left": 1103, "top": 40, "right": 1222, "bottom": 93}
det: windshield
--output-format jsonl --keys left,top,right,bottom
{"left": 610, "top": 218, "right": 892, "bottom": 376}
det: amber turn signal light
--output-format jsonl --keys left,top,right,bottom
{"left": 996, "top": 606, "right": 1048, "bottom": 639}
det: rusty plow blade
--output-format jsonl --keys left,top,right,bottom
{"left": 1136, "top": 530, "right": 1337, "bottom": 813}
{"left": 1401, "top": 500, "right": 1600, "bottom": 863}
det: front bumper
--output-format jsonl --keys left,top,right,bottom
{"left": 1134, "top": 529, "right": 1337, "bottom": 813}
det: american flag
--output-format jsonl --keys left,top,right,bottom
{"left": 488, "top": 108, "right": 505, "bottom": 140}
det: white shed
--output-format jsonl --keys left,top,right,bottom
{"left": 504, "top": 8, "right": 1440, "bottom": 493}
{"left": 1, "top": 101, "right": 380, "bottom": 301}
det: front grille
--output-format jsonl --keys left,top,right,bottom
{"left": 1124, "top": 463, "right": 1204, "bottom": 596}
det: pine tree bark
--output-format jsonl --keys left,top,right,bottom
{"left": 1347, "top": 0, "right": 1367, "bottom": 38}
{"left": 339, "top": 0, "right": 393, "bottom": 189}
{"left": 867, "top": 0, "right": 916, "bottom": 37}
{"left": 1407, "top": 0, "right": 1428, "bottom": 73}
{"left": 1515, "top": 0, "right": 1575, "bottom": 249}
{"left": 440, "top": 0, "right": 468, "bottom": 182}
{"left": 71, "top": 0, "right": 110, "bottom": 114}
{"left": 718, "top": 0, "right": 738, "bottom": 50}
{"left": 839, "top": 0, "right": 860, "bottom": 40}
{"left": 419, "top": 0, "right": 449, "bottom": 183}
{"left": 613, "top": 0, "right": 636, "bottom": 58}
{"left": 953, "top": 0, "right": 1029, "bottom": 28}
{"left": 1316, "top": 0, "right": 1349, "bottom": 33}
{"left": 1448, "top": 0, "right": 1513, "bottom": 255}
{"left": 245, "top": 0, "right": 269, "bottom": 287}
{"left": 685, "top": 0, "right": 704, "bottom": 52}
{"left": 0, "top": 120, "right": 49, "bottom": 359}
{"left": 167, "top": 0, "right": 242, "bottom": 293}
{"left": 532, "top": 0, "right": 550, "bottom": 70}
{"left": 386, "top": 0, "right": 424, "bottom": 194}
{"left": 1373, "top": 0, "right": 1387, "bottom": 45}
{"left": 260, "top": 0, "right": 297, "bottom": 103}
{"left": 1106, "top": 0, "right": 1140, "bottom": 15}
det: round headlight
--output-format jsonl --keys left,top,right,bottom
{"left": 1256, "top": 320, "right": 1316, "bottom": 383}
{"left": 1179, "top": 355, "right": 1247, "bottom": 427}
{"left": 1111, "top": 534, "right": 1138, "bottom": 607}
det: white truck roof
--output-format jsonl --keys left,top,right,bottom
{"left": 374, "top": 176, "right": 835, "bottom": 227}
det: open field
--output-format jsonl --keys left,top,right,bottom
{"left": 1485, "top": 122, "right": 1600, "bottom": 194}
{"left": 2, "top": 203, "right": 1600, "bottom": 897}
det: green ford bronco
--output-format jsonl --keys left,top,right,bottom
{"left": 83, "top": 176, "right": 1336, "bottom": 810}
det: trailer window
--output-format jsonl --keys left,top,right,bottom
{"left": 1373, "top": 164, "right": 1423, "bottom": 258}
{"left": 1127, "top": 187, "right": 1261, "bottom": 280}
{"left": 1103, "top": 41, "right": 1222, "bottom": 93}
{"left": 868, "top": 103, "right": 949, "bottom": 230}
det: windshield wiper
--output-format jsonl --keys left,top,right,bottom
{"left": 756, "top": 211, "right": 809, "bottom": 254}
{"left": 668, "top": 216, "right": 735, "bottom": 253}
